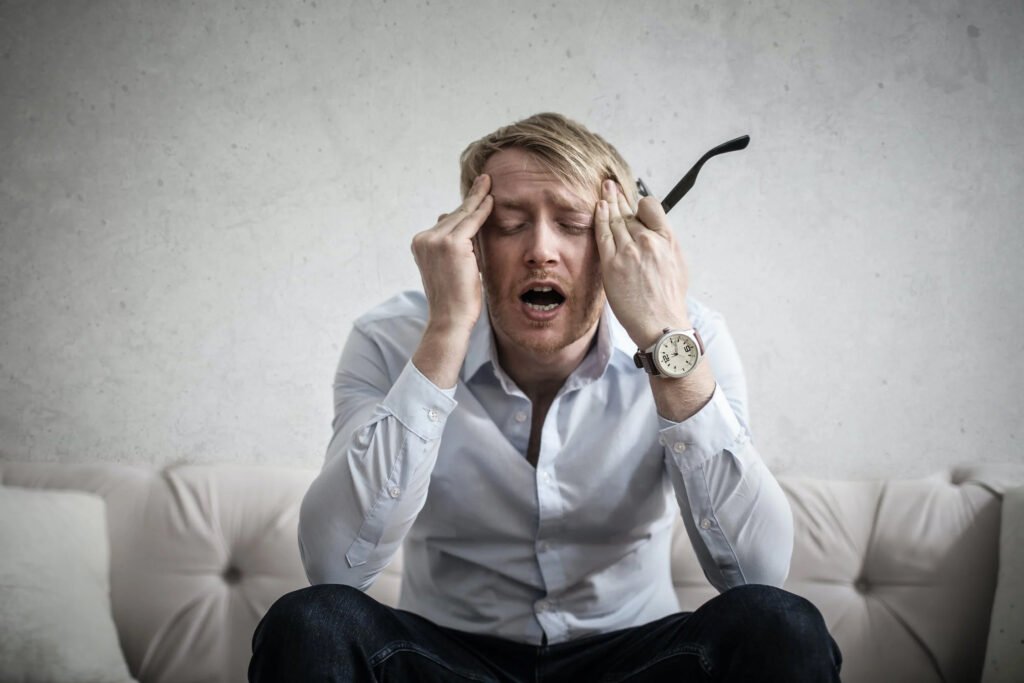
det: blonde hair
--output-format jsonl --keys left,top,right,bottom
{"left": 459, "top": 112, "right": 637, "bottom": 204}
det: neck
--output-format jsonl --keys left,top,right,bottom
{"left": 493, "top": 320, "right": 600, "bottom": 404}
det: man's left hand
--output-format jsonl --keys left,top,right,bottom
{"left": 594, "top": 179, "right": 691, "bottom": 349}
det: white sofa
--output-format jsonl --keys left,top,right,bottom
{"left": 1, "top": 461, "right": 1022, "bottom": 683}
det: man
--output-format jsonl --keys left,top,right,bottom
{"left": 250, "top": 113, "right": 841, "bottom": 681}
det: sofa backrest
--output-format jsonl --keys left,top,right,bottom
{"left": 670, "top": 468, "right": 1017, "bottom": 683}
{"left": 2, "top": 462, "right": 1020, "bottom": 683}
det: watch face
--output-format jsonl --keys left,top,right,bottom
{"left": 655, "top": 333, "right": 700, "bottom": 377}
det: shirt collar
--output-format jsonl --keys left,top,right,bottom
{"left": 460, "top": 302, "right": 637, "bottom": 385}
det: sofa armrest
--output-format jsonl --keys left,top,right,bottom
{"left": 983, "top": 484, "right": 1024, "bottom": 682}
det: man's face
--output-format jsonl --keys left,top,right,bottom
{"left": 476, "top": 147, "right": 605, "bottom": 356}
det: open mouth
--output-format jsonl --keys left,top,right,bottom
{"left": 519, "top": 285, "right": 566, "bottom": 312}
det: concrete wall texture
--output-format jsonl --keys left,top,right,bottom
{"left": 1, "top": 0, "right": 1021, "bottom": 479}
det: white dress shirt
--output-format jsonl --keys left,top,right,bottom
{"left": 299, "top": 290, "right": 793, "bottom": 645}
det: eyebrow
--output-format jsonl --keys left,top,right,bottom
{"left": 493, "top": 191, "right": 593, "bottom": 215}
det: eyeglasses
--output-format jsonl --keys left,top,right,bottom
{"left": 636, "top": 135, "right": 750, "bottom": 213}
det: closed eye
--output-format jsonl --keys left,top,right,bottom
{"left": 560, "top": 223, "right": 592, "bottom": 234}
{"left": 488, "top": 222, "right": 526, "bottom": 235}
{"left": 487, "top": 221, "right": 591, "bottom": 235}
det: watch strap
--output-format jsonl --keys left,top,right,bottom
{"left": 633, "top": 348, "right": 660, "bottom": 375}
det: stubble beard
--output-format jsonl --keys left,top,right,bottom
{"left": 483, "top": 267, "right": 606, "bottom": 356}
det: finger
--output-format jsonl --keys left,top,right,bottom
{"left": 635, "top": 196, "right": 672, "bottom": 234}
{"left": 436, "top": 174, "right": 491, "bottom": 233}
{"left": 602, "top": 180, "right": 632, "bottom": 247}
{"left": 593, "top": 199, "right": 615, "bottom": 262}
{"left": 437, "top": 213, "right": 448, "bottom": 222}
{"left": 615, "top": 188, "right": 647, "bottom": 239}
{"left": 450, "top": 193, "right": 493, "bottom": 239}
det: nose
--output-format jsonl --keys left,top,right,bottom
{"left": 523, "top": 221, "right": 560, "bottom": 268}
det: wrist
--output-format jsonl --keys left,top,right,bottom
{"left": 633, "top": 318, "right": 693, "bottom": 350}
{"left": 414, "top": 321, "right": 473, "bottom": 390}
{"left": 650, "top": 364, "right": 716, "bottom": 422}
{"left": 424, "top": 315, "right": 477, "bottom": 342}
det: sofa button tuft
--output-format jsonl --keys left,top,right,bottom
{"left": 854, "top": 578, "right": 870, "bottom": 594}
{"left": 223, "top": 566, "right": 242, "bottom": 585}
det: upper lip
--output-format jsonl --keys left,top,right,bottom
{"left": 519, "top": 280, "right": 567, "bottom": 299}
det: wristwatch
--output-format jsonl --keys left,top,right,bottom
{"left": 633, "top": 328, "right": 705, "bottom": 378}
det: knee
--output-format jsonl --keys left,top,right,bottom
{"left": 724, "top": 585, "right": 835, "bottom": 659}
{"left": 733, "top": 589, "right": 819, "bottom": 630}
{"left": 702, "top": 585, "right": 841, "bottom": 681}
{"left": 251, "top": 585, "right": 382, "bottom": 682}
{"left": 257, "top": 584, "right": 381, "bottom": 643}
{"left": 717, "top": 584, "right": 830, "bottom": 646}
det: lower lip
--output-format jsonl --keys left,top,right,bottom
{"left": 519, "top": 300, "right": 564, "bottom": 322}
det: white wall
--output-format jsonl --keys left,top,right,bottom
{"left": 1, "top": 0, "right": 1021, "bottom": 478}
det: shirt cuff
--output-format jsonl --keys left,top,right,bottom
{"left": 658, "top": 384, "right": 748, "bottom": 473}
{"left": 379, "top": 361, "right": 458, "bottom": 441}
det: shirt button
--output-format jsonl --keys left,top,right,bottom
{"left": 673, "top": 442, "right": 687, "bottom": 454}
{"left": 388, "top": 486, "right": 401, "bottom": 498}
{"left": 514, "top": 411, "right": 528, "bottom": 423}
{"left": 699, "top": 517, "right": 712, "bottom": 530}
{"left": 427, "top": 408, "right": 440, "bottom": 422}
{"left": 658, "top": 436, "right": 667, "bottom": 447}
{"left": 541, "top": 471, "right": 551, "bottom": 483}
{"left": 538, "top": 541, "right": 549, "bottom": 552}
{"left": 537, "top": 599, "right": 550, "bottom": 612}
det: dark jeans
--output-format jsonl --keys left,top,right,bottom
{"left": 250, "top": 583, "right": 842, "bottom": 682}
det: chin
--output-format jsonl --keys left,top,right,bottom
{"left": 509, "top": 328, "right": 576, "bottom": 356}
{"left": 496, "top": 309, "right": 600, "bottom": 356}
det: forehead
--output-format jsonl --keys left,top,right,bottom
{"left": 483, "top": 148, "right": 596, "bottom": 213}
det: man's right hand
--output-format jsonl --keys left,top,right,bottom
{"left": 409, "top": 174, "right": 493, "bottom": 388}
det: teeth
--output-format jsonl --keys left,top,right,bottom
{"left": 526, "top": 302, "right": 559, "bottom": 311}
{"left": 531, "top": 286, "right": 553, "bottom": 292}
